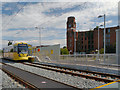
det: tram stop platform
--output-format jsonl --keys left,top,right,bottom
{"left": 91, "top": 80, "right": 120, "bottom": 90}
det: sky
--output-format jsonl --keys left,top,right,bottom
{"left": 0, "top": 0, "right": 119, "bottom": 49}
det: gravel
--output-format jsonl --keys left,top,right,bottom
{"left": 40, "top": 62, "right": 119, "bottom": 75}
{"left": 1, "top": 69, "right": 25, "bottom": 89}
{"left": 6, "top": 62, "right": 105, "bottom": 89}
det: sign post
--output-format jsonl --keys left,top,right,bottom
{"left": 116, "top": 29, "right": 120, "bottom": 66}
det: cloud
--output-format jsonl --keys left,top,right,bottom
{"left": 2, "top": 1, "right": 118, "bottom": 49}
{"left": 4, "top": 7, "right": 12, "bottom": 10}
{"left": 2, "top": 40, "right": 8, "bottom": 48}
{"left": 0, "top": 0, "right": 120, "bottom": 2}
{"left": 99, "top": 20, "right": 113, "bottom": 26}
{"left": 2, "top": 2, "right": 118, "bottom": 30}
{"left": 0, "top": 2, "right": 2, "bottom": 49}
{"left": 2, "top": 38, "right": 66, "bottom": 48}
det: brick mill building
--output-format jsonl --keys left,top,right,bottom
{"left": 66, "top": 16, "right": 119, "bottom": 54}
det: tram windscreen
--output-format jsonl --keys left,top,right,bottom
{"left": 18, "top": 44, "right": 28, "bottom": 54}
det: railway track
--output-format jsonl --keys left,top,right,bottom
{"left": 1, "top": 62, "right": 80, "bottom": 89}
{"left": 22, "top": 62, "right": 120, "bottom": 83}
{"left": 1, "top": 58, "right": 120, "bottom": 89}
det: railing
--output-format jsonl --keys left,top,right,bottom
{"left": 34, "top": 53, "right": 119, "bottom": 67}
{"left": 59, "top": 54, "right": 118, "bottom": 66}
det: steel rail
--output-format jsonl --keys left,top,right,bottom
{"left": 33, "top": 62, "right": 120, "bottom": 78}
{"left": 2, "top": 58, "right": 119, "bottom": 78}
{"left": 23, "top": 63, "right": 117, "bottom": 83}
{"left": 1, "top": 62, "right": 80, "bottom": 89}
{"left": 1, "top": 63, "right": 39, "bottom": 90}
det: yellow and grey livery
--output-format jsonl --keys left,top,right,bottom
{"left": 3, "top": 42, "right": 34, "bottom": 62}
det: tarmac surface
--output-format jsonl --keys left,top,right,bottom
{"left": 2, "top": 63, "right": 78, "bottom": 89}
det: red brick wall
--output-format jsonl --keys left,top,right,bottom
{"left": 66, "top": 16, "right": 77, "bottom": 54}
{"left": 66, "top": 16, "right": 118, "bottom": 54}
{"left": 94, "top": 28, "right": 104, "bottom": 50}
{"left": 109, "top": 27, "right": 117, "bottom": 45}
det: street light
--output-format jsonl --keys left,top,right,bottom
{"left": 74, "top": 29, "right": 76, "bottom": 56}
{"left": 97, "top": 25, "right": 103, "bottom": 61}
{"left": 98, "top": 14, "right": 106, "bottom": 63}
{"left": 35, "top": 27, "right": 44, "bottom": 46}
{"left": 71, "top": 27, "right": 76, "bottom": 61}
{"left": 98, "top": 15, "right": 103, "bottom": 18}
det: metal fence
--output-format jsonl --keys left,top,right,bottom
{"left": 58, "top": 54, "right": 118, "bottom": 66}
{"left": 35, "top": 53, "right": 119, "bottom": 67}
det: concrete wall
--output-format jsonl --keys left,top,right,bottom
{"left": 34, "top": 44, "right": 60, "bottom": 62}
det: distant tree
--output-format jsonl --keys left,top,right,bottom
{"left": 100, "top": 48, "right": 104, "bottom": 54}
{"left": 95, "top": 26, "right": 99, "bottom": 29}
{"left": 8, "top": 41, "right": 12, "bottom": 46}
{"left": 63, "top": 48, "right": 69, "bottom": 55}
{"left": 60, "top": 48, "right": 63, "bottom": 55}
{"left": 10, "top": 49, "right": 13, "bottom": 52}
{"left": 63, "top": 46, "right": 67, "bottom": 49}
{"left": 0, "top": 50, "right": 2, "bottom": 53}
{"left": 60, "top": 47, "right": 69, "bottom": 55}
{"left": 0, "top": 50, "right": 3, "bottom": 54}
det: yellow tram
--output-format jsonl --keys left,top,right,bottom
{"left": 3, "top": 42, "right": 34, "bottom": 62}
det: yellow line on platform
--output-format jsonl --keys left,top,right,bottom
{"left": 90, "top": 80, "right": 120, "bottom": 90}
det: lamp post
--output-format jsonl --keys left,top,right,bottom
{"left": 98, "top": 14, "right": 106, "bottom": 63}
{"left": 71, "top": 27, "right": 76, "bottom": 55}
{"left": 97, "top": 25, "right": 103, "bottom": 62}
{"left": 74, "top": 29, "right": 76, "bottom": 56}
{"left": 35, "top": 27, "right": 41, "bottom": 46}
{"left": 70, "top": 27, "right": 76, "bottom": 61}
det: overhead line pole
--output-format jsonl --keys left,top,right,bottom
{"left": 98, "top": 14, "right": 106, "bottom": 64}
{"left": 74, "top": 28, "right": 76, "bottom": 61}
{"left": 103, "top": 14, "right": 106, "bottom": 63}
